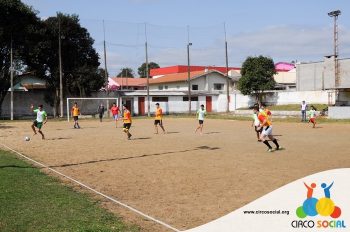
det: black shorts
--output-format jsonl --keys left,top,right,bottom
{"left": 123, "top": 123, "right": 131, "bottom": 130}
{"left": 73, "top": 116, "right": 78, "bottom": 121}
{"left": 154, "top": 120, "right": 163, "bottom": 125}
{"left": 199, "top": 120, "right": 204, "bottom": 125}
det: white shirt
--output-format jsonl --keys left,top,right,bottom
{"left": 197, "top": 109, "right": 206, "bottom": 120}
{"left": 301, "top": 103, "right": 307, "bottom": 111}
{"left": 34, "top": 109, "right": 47, "bottom": 122}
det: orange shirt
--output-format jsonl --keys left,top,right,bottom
{"left": 123, "top": 110, "right": 132, "bottom": 123}
{"left": 155, "top": 108, "right": 163, "bottom": 120}
{"left": 258, "top": 113, "right": 271, "bottom": 127}
{"left": 71, "top": 106, "right": 80, "bottom": 116}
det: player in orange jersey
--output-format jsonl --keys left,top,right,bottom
{"left": 71, "top": 102, "right": 80, "bottom": 129}
{"left": 122, "top": 104, "right": 132, "bottom": 140}
{"left": 154, "top": 103, "right": 166, "bottom": 134}
{"left": 254, "top": 106, "right": 281, "bottom": 152}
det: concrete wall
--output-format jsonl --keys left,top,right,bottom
{"left": 297, "top": 58, "right": 350, "bottom": 91}
{"left": 328, "top": 106, "right": 350, "bottom": 119}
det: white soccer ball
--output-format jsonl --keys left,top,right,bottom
{"left": 25, "top": 136, "right": 30, "bottom": 141}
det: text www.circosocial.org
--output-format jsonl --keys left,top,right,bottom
{"left": 243, "top": 210, "right": 290, "bottom": 215}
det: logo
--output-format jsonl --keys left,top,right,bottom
{"left": 296, "top": 182, "right": 341, "bottom": 219}
{"left": 291, "top": 181, "right": 346, "bottom": 229}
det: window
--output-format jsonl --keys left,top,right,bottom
{"left": 164, "top": 86, "right": 168, "bottom": 90}
{"left": 158, "top": 85, "right": 163, "bottom": 90}
{"left": 192, "top": 85, "right": 198, "bottom": 90}
{"left": 183, "top": 96, "right": 198, "bottom": 101}
{"left": 214, "top": 83, "right": 224, "bottom": 90}
{"left": 176, "top": 86, "right": 180, "bottom": 89}
{"left": 152, "top": 97, "right": 168, "bottom": 102}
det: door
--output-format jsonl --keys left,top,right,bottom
{"left": 138, "top": 97, "right": 145, "bottom": 115}
{"left": 206, "top": 96, "right": 212, "bottom": 112}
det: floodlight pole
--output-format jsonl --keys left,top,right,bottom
{"left": 328, "top": 10, "right": 341, "bottom": 103}
{"left": 103, "top": 20, "right": 108, "bottom": 94}
{"left": 58, "top": 16, "right": 64, "bottom": 118}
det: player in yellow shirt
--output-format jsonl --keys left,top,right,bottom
{"left": 71, "top": 102, "right": 81, "bottom": 129}
{"left": 122, "top": 104, "right": 132, "bottom": 140}
{"left": 154, "top": 103, "right": 166, "bottom": 134}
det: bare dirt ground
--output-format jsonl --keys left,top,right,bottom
{"left": 1, "top": 118, "right": 350, "bottom": 231}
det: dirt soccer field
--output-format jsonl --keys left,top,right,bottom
{"left": 1, "top": 118, "right": 350, "bottom": 231}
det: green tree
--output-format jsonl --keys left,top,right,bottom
{"left": 237, "top": 55, "right": 276, "bottom": 102}
{"left": 117, "top": 68, "right": 134, "bottom": 78}
{"left": 0, "top": 0, "right": 40, "bottom": 116}
{"left": 30, "top": 13, "right": 103, "bottom": 116}
{"left": 138, "top": 62, "right": 160, "bottom": 77}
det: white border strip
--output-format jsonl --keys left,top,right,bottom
{"left": 0, "top": 143, "right": 180, "bottom": 232}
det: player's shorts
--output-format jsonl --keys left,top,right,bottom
{"left": 154, "top": 120, "right": 163, "bottom": 125}
{"left": 73, "top": 116, "right": 78, "bottom": 121}
{"left": 262, "top": 126, "right": 272, "bottom": 136}
{"left": 123, "top": 123, "right": 131, "bottom": 130}
{"left": 113, "top": 114, "right": 119, "bottom": 120}
{"left": 198, "top": 120, "right": 204, "bottom": 125}
{"left": 33, "top": 120, "right": 43, "bottom": 129}
{"left": 309, "top": 118, "right": 315, "bottom": 124}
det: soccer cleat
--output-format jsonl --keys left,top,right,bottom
{"left": 127, "top": 134, "right": 132, "bottom": 140}
{"left": 267, "top": 148, "right": 273, "bottom": 152}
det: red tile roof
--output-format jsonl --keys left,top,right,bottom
{"left": 149, "top": 70, "right": 208, "bottom": 84}
{"left": 110, "top": 77, "right": 147, "bottom": 86}
{"left": 150, "top": 65, "right": 241, "bottom": 76}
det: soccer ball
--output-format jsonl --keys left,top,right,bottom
{"left": 25, "top": 136, "right": 30, "bottom": 141}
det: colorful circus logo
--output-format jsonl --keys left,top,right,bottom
{"left": 296, "top": 182, "right": 341, "bottom": 219}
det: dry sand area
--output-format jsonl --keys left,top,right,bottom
{"left": 1, "top": 118, "right": 350, "bottom": 231}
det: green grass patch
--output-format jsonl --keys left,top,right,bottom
{"left": 0, "top": 150, "right": 139, "bottom": 232}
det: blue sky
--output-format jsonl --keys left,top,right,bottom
{"left": 22, "top": 0, "right": 350, "bottom": 76}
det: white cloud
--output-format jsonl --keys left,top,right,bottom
{"left": 98, "top": 25, "right": 350, "bottom": 75}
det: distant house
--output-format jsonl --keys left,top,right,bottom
{"left": 8, "top": 73, "right": 46, "bottom": 91}
{"left": 108, "top": 77, "right": 147, "bottom": 91}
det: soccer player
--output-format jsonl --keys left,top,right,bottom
{"left": 308, "top": 105, "right": 317, "bottom": 128}
{"left": 122, "top": 104, "right": 132, "bottom": 140}
{"left": 154, "top": 103, "right": 166, "bottom": 134}
{"left": 259, "top": 103, "right": 272, "bottom": 119}
{"left": 195, "top": 104, "right": 206, "bottom": 135}
{"left": 30, "top": 104, "right": 47, "bottom": 140}
{"left": 71, "top": 102, "right": 80, "bottom": 129}
{"left": 97, "top": 103, "right": 105, "bottom": 122}
{"left": 110, "top": 103, "right": 120, "bottom": 128}
{"left": 254, "top": 106, "right": 281, "bottom": 152}
{"left": 252, "top": 109, "right": 262, "bottom": 141}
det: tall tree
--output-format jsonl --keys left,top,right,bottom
{"left": 138, "top": 62, "right": 160, "bottom": 77}
{"left": 117, "top": 68, "right": 134, "bottom": 78}
{"left": 237, "top": 55, "right": 276, "bottom": 103}
{"left": 0, "top": 0, "right": 40, "bottom": 116}
{"left": 30, "top": 13, "right": 103, "bottom": 116}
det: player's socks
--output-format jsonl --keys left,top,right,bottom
{"left": 263, "top": 140, "right": 272, "bottom": 149}
{"left": 272, "top": 139, "right": 279, "bottom": 149}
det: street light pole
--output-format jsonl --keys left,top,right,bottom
{"left": 187, "top": 42, "right": 192, "bottom": 114}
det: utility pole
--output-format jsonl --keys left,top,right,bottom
{"left": 10, "top": 37, "right": 14, "bottom": 120}
{"left": 58, "top": 16, "right": 63, "bottom": 117}
{"left": 224, "top": 23, "right": 230, "bottom": 113}
{"left": 145, "top": 23, "right": 150, "bottom": 117}
{"left": 187, "top": 42, "right": 192, "bottom": 114}
{"left": 187, "top": 26, "right": 192, "bottom": 114}
{"left": 103, "top": 20, "right": 108, "bottom": 94}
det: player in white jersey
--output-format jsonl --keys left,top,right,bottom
{"left": 195, "top": 104, "right": 207, "bottom": 135}
{"left": 30, "top": 104, "right": 47, "bottom": 139}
